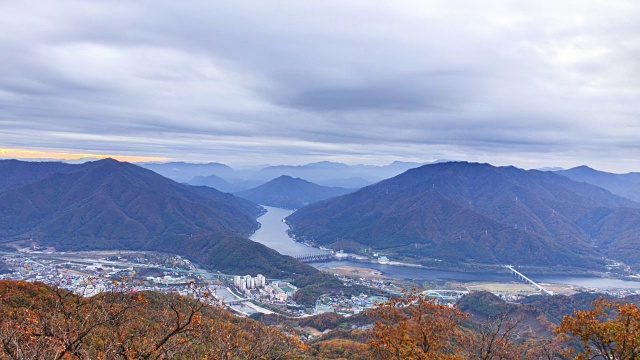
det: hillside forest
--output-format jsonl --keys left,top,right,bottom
{"left": 1, "top": 280, "right": 639, "bottom": 359}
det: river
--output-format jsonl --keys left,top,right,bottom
{"left": 250, "top": 206, "right": 328, "bottom": 257}
{"left": 252, "top": 206, "right": 640, "bottom": 290}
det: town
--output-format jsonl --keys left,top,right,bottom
{"left": 0, "top": 249, "right": 396, "bottom": 317}
{"left": 3, "top": 247, "right": 640, "bottom": 320}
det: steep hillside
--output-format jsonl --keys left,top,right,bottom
{"left": 0, "top": 160, "right": 76, "bottom": 190}
{"left": 287, "top": 162, "right": 640, "bottom": 269}
{"left": 0, "top": 159, "right": 315, "bottom": 277}
{"left": 188, "top": 173, "right": 237, "bottom": 192}
{"left": 317, "top": 177, "right": 371, "bottom": 188}
{"left": 235, "top": 175, "right": 353, "bottom": 210}
{"left": 558, "top": 165, "right": 640, "bottom": 203}
{"left": 188, "top": 174, "right": 263, "bottom": 193}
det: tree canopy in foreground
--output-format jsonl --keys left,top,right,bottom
{"left": 2, "top": 280, "right": 639, "bottom": 359}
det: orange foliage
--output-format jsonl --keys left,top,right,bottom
{"left": 557, "top": 297, "right": 640, "bottom": 360}
{"left": 312, "top": 338, "right": 371, "bottom": 359}
{"left": 0, "top": 280, "right": 305, "bottom": 359}
{"left": 369, "top": 291, "right": 469, "bottom": 359}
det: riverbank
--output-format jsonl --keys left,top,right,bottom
{"left": 253, "top": 206, "right": 640, "bottom": 291}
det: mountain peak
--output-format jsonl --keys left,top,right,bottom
{"left": 287, "top": 161, "right": 640, "bottom": 269}
{"left": 236, "top": 176, "right": 352, "bottom": 209}
{"left": 571, "top": 165, "right": 597, "bottom": 171}
{"left": 559, "top": 165, "right": 640, "bottom": 203}
{"left": 81, "top": 158, "right": 137, "bottom": 177}
{"left": 0, "top": 159, "right": 316, "bottom": 277}
{"left": 87, "top": 157, "right": 125, "bottom": 169}
{"left": 272, "top": 175, "right": 307, "bottom": 183}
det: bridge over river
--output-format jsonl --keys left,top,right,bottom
{"left": 293, "top": 253, "right": 335, "bottom": 262}
{"left": 505, "top": 265, "right": 553, "bottom": 295}
{"left": 422, "top": 290, "right": 469, "bottom": 301}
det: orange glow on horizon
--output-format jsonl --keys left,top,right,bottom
{"left": 0, "top": 148, "right": 170, "bottom": 163}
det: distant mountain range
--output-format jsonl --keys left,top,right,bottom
{"left": 252, "top": 161, "right": 425, "bottom": 184}
{"left": 140, "top": 160, "right": 428, "bottom": 190}
{"left": 0, "top": 159, "right": 315, "bottom": 277}
{"left": 557, "top": 166, "right": 640, "bottom": 203}
{"left": 234, "top": 175, "right": 354, "bottom": 210}
{"left": 140, "top": 162, "right": 236, "bottom": 183}
{"left": 287, "top": 161, "right": 640, "bottom": 269}
{"left": 7, "top": 158, "right": 640, "bottom": 273}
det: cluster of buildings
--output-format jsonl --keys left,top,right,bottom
{"left": 229, "top": 274, "right": 299, "bottom": 305}
{"left": 267, "top": 281, "right": 296, "bottom": 302}
{"left": 315, "top": 293, "right": 388, "bottom": 315}
{"left": 0, "top": 253, "right": 201, "bottom": 298}
{"left": 0, "top": 255, "right": 121, "bottom": 296}
{"left": 233, "top": 274, "right": 266, "bottom": 291}
{"left": 332, "top": 273, "right": 396, "bottom": 292}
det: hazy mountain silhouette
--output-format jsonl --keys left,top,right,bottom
{"left": 141, "top": 160, "right": 425, "bottom": 189}
{"left": 255, "top": 161, "right": 424, "bottom": 183}
{"left": 235, "top": 175, "right": 353, "bottom": 210}
{"left": 188, "top": 174, "right": 264, "bottom": 193}
{"left": 287, "top": 162, "right": 640, "bottom": 269}
{"left": 558, "top": 166, "right": 640, "bottom": 203}
{"left": 140, "top": 161, "right": 235, "bottom": 183}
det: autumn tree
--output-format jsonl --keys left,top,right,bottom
{"left": 196, "top": 313, "right": 307, "bottom": 360}
{"left": 369, "top": 290, "right": 469, "bottom": 360}
{"left": 467, "top": 306, "right": 523, "bottom": 360}
{"left": 91, "top": 290, "right": 208, "bottom": 359}
{"left": 0, "top": 280, "right": 306, "bottom": 359}
{"left": 0, "top": 279, "right": 147, "bottom": 359}
{"left": 311, "top": 338, "right": 371, "bottom": 360}
{"left": 557, "top": 297, "right": 640, "bottom": 360}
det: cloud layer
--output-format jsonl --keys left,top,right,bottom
{"left": 1, "top": 1, "right": 639, "bottom": 171}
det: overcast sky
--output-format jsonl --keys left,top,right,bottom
{"left": 1, "top": 1, "right": 639, "bottom": 172}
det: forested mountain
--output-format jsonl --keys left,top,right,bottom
{"left": 235, "top": 175, "right": 353, "bottom": 209}
{"left": 0, "top": 160, "right": 76, "bottom": 190}
{"left": 558, "top": 165, "right": 640, "bottom": 203}
{"left": 287, "top": 161, "right": 640, "bottom": 269}
{"left": 0, "top": 159, "right": 315, "bottom": 277}
{"left": 317, "top": 177, "right": 371, "bottom": 188}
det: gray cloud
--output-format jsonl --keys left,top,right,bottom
{"left": 0, "top": 1, "right": 639, "bottom": 172}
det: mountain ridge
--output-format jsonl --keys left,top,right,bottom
{"left": 287, "top": 161, "right": 640, "bottom": 269}
{"left": 558, "top": 166, "right": 640, "bottom": 203}
{"left": 0, "top": 159, "right": 316, "bottom": 277}
{"left": 235, "top": 175, "right": 353, "bottom": 210}
{"left": 139, "top": 160, "right": 426, "bottom": 187}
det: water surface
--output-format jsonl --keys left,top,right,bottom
{"left": 253, "top": 207, "right": 640, "bottom": 290}
{"left": 250, "top": 206, "right": 328, "bottom": 257}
